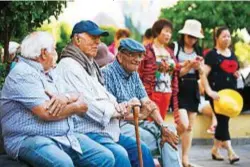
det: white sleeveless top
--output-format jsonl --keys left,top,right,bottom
{"left": 178, "top": 47, "right": 197, "bottom": 74}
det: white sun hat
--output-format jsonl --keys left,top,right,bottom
{"left": 178, "top": 19, "right": 204, "bottom": 39}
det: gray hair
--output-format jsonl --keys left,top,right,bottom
{"left": 21, "top": 31, "right": 55, "bottom": 59}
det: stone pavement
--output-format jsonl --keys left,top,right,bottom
{"left": 186, "top": 144, "right": 250, "bottom": 167}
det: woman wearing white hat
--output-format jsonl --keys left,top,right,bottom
{"left": 170, "top": 19, "right": 204, "bottom": 167}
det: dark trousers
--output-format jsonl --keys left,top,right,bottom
{"left": 209, "top": 99, "right": 230, "bottom": 141}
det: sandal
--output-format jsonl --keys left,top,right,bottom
{"left": 228, "top": 153, "right": 240, "bottom": 164}
{"left": 211, "top": 147, "right": 224, "bottom": 161}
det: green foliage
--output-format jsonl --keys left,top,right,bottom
{"left": 0, "top": 45, "right": 3, "bottom": 62}
{"left": 100, "top": 26, "right": 117, "bottom": 46}
{"left": 131, "top": 28, "right": 142, "bottom": 43}
{"left": 0, "top": 1, "right": 66, "bottom": 62}
{"left": 160, "top": 1, "right": 250, "bottom": 48}
{"left": 0, "top": 63, "right": 8, "bottom": 89}
{"left": 56, "top": 22, "right": 72, "bottom": 56}
{"left": 37, "top": 20, "right": 59, "bottom": 41}
{"left": 37, "top": 21, "right": 72, "bottom": 57}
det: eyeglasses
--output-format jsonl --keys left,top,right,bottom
{"left": 120, "top": 51, "right": 145, "bottom": 60}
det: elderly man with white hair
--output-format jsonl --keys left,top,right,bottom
{"left": 0, "top": 31, "right": 115, "bottom": 167}
{"left": 103, "top": 38, "right": 181, "bottom": 167}
{"left": 56, "top": 20, "right": 155, "bottom": 167}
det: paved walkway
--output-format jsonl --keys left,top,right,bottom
{"left": 186, "top": 144, "right": 250, "bottom": 167}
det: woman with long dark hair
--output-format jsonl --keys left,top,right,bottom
{"left": 171, "top": 19, "right": 204, "bottom": 167}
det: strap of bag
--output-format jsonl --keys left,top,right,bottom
{"left": 241, "top": 73, "right": 245, "bottom": 86}
{"left": 173, "top": 41, "right": 181, "bottom": 59}
{"left": 245, "top": 72, "right": 250, "bottom": 87}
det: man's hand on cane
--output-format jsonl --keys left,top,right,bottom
{"left": 127, "top": 98, "right": 141, "bottom": 112}
{"left": 116, "top": 98, "right": 141, "bottom": 120}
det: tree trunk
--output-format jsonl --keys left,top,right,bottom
{"left": 3, "top": 9, "right": 11, "bottom": 63}
{"left": 3, "top": 28, "right": 9, "bottom": 63}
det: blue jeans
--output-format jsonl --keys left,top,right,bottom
{"left": 86, "top": 133, "right": 155, "bottom": 167}
{"left": 18, "top": 134, "right": 115, "bottom": 167}
{"left": 121, "top": 122, "right": 182, "bottom": 167}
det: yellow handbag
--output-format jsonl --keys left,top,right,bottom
{"left": 214, "top": 89, "right": 243, "bottom": 118}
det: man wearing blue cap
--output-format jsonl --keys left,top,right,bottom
{"left": 103, "top": 38, "right": 182, "bottom": 167}
{"left": 56, "top": 20, "right": 154, "bottom": 167}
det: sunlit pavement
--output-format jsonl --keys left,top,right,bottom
{"left": 181, "top": 144, "right": 250, "bottom": 167}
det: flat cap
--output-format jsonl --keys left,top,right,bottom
{"left": 118, "top": 38, "right": 145, "bottom": 53}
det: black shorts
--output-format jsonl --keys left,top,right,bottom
{"left": 178, "top": 74, "right": 200, "bottom": 112}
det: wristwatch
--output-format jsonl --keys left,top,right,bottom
{"left": 65, "top": 93, "right": 71, "bottom": 104}
{"left": 155, "top": 122, "right": 168, "bottom": 129}
{"left": 161, "top": 123, "right": 168, "bottom": 128}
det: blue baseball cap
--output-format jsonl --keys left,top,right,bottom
{"left": 118, "top": 38, "right": 145, "bottom": 53}
{"left": 71, "top": 20, "right": 109, "bottom": 38}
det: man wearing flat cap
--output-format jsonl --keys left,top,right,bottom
{"left": 103, "top": 38, "right": 182, "bottom": 167}
{"left": 56, "top": 20, "right": 154, "bottom": 167}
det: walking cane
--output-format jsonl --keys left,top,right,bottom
{"left": 133, "top": 105, "right": 143, "bottom": 167}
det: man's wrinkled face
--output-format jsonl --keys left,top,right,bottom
{"left": 77, "top": 33, "right": 101, "bottom": 58}
{"left": 52, "top": 51, "right": 58, "bottom": 68}
{"left": 43, "top": 46, "right": 58, "bottom": 71}
{"left": 117, "top": 50, "right": 144, "bottom": 73}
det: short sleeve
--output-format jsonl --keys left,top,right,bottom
{"left": 102, "top": 68, "right": 116, "bottom": 97}
{"left": 4, "top": 74, "right": 48, "bottom": 110}
{"left": 204, "top": 50, "right": 216, "bottom": 68}
{"left": 232, "top": 51, "right": 240, "bottom": 70}
{"left": 134, "top": 73, "right": 148, "bottom": 100}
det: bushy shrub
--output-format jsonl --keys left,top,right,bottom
{"left": 0, "top": 63, "right": 8, "bottom": 89}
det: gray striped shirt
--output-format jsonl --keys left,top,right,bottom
{"left": 56, "top": 58, "right": 120, "bottom": 142}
